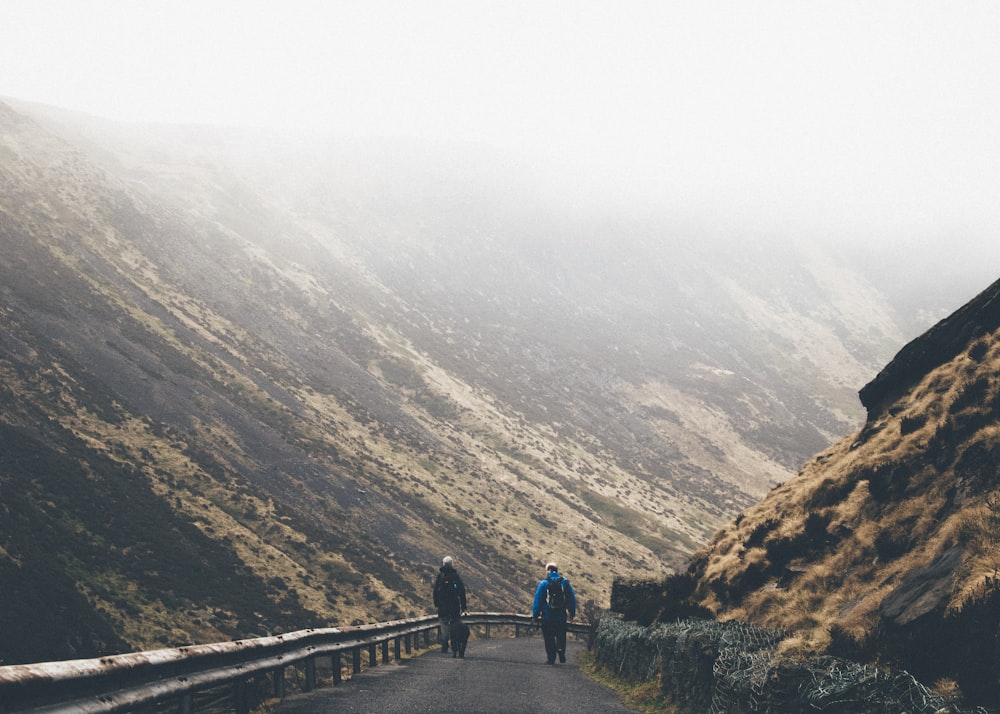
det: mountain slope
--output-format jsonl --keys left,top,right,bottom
{"left": 648, "top": 276, "right": 1000, "bottom": 706}
{"left": 0, "top": 98, "right": 954, "bottom": 665}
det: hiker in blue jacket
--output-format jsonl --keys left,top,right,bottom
{"left": 531, "top": 562, "right": 577, "bottom": 664}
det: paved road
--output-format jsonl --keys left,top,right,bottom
{"left": 273, "top": 636, "right": 639, "bottom": 713}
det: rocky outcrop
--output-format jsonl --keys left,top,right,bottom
{"left": 879, "top": 546, "right": 963, "bottom": 626}
{"left": 876, "top": 548, "right": 1000, "bottom": 706}
{"left": 859, "top": 276, "right": 1000, "bottom": 419}
{"left": 613, "top": 270, "right": 1000, "bottom": 709}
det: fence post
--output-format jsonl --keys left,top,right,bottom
{"left": 234, "top": 678, "right": 249, "bottom": 714}
{"left": 304, "top": 657, "right": 316, "bottom": 691}
{"left": 177, "top": 692, "right": 192, "bottom": 714}
{"left": 272, "top": 666, "right": 285, "bottom": 698}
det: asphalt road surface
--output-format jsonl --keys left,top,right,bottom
{"left": 273, "top": 635, "right": 639, "bottom": 713}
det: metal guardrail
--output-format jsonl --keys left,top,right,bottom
{"left": 0, "top": 612, "right": 592, "bottom": 713}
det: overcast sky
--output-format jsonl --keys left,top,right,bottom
{"left": 3, "top": 1, "right": 1000, "bottom": 248}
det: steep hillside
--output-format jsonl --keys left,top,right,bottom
{"left": 0, "top": 98, "right": 931, "bottom": 665}
{"left": 646, "top": 276, "right": 1000, "bottom": 706}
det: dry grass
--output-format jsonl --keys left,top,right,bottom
{"left": 578, "top": 650, "right": 674, "bottom": 714}
{"left": 686, "top": 326, "right": 1000, "bottom": 662}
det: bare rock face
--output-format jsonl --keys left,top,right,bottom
{"left": 860, "top": 277, "right": 1000, "bottom": 419}
{"left": 879, "top": 546, "right": 963, "bottom": 627}
{"left": 876, "top": 546, "right": 1000, "bottom": 705}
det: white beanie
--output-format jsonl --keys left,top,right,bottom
{"left": 443, "top": 556, "right": 454, "bottom": 566}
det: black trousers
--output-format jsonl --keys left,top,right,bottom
{"left": 540, "top": 619, "right": 568, "bottom": 663}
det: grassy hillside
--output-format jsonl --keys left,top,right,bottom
{"left": 0, "top": 98, "right": 933, "bottom": 665}
{"left": 644, "top": 278, "right": 1000, "bottom": 706}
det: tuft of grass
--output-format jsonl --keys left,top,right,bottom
{"left": 578, "top": 650, "right": 674, "bottom": 714}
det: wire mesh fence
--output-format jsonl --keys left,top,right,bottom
{"left": 594, "top": 615, "right": 990, "bottom": 713}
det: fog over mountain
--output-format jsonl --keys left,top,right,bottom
{"left": 4, "top": 3, "right": 1000, "bottom": 245}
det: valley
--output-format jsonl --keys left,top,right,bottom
{"left": 0, "top": 97, "right": 994, "bottom": 664}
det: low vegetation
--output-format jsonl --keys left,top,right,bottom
{"left": 0, "top": 99, "right": 799, "bottom": 665}
{"left": 579, "top": 650, "right": 671, "bottom": 714}
{"left": 613, "top": 292, "right": 1000, "bottom": 709}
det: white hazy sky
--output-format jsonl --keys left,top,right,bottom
{"left": 3, "top": 1, "right": 1000, "bottom": 245}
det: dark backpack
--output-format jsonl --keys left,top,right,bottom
{"left": 436, "top": 571, "right": 461, "bottom": 608}
{"left": 545, "top": 577, "right": 566, "bottom": 614}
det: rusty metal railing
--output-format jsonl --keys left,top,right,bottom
{"left": 0, "top": 612, "right": 591, "bottom": 713}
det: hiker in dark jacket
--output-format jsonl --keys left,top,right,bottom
{"left": 531, "top": 562, "right": 577, "bottom": 664}
{"left": 433, "top": 556, "right": 467, "bottom": 653}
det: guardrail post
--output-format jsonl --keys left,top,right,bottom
{"left": 304, "top": 657, "right": 316, "bottom": 691}
{"left": 234, "top": 678, "right": 249, "bottom": 714}
{"left": 394, "top": 636, "right": 401, "bottom": 662}
{"left": 368, "top": 642, "right": 377, "bottom": 667}
{"left": 485, "top": 624, "right": 491, "bottom": 639}
{"left": 405, "top": 633, "right": 412, "bottom": 654}
{"left": 272, "top": 665, "right": 285, "bottom": 698}
{"left": 177, "top": 692, "right": 192, "bottom": 714}
{"left": 381, "top": 639, "right": 389, "bottom": 664}
{"left": 424, "top": 628, "right": 431, "bottom": 647}
{"left": 332, "top": 652, "right": 342, "bottom": 686}
{"left": 515, "top": 623, "right": 521, "bottom": 638}
{"left": 352, "top": 646, "right": 362, "bottom": 674}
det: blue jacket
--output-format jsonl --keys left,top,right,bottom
{"left": 532, "top": 571, "right": 577, "bottom": 622}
